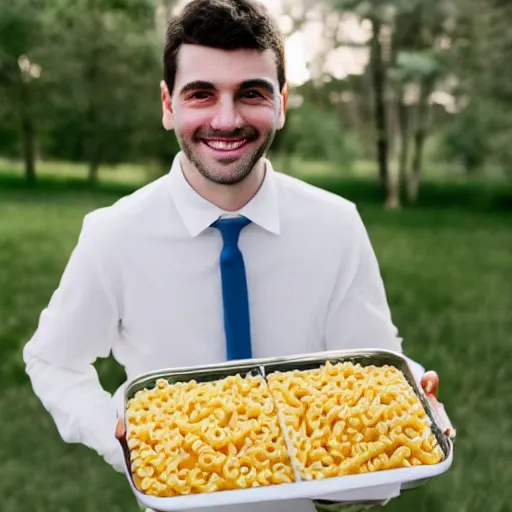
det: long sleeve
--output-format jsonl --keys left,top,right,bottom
{"left": 324, "top": 207, "right": 425, "bottom": 382}
{"left": 22, "top": 214, "right": 125, "bottom": 472}
{"left": 325, "top": 207, "right": 402, "bottom": 353}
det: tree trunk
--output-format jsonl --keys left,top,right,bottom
{"left": 84, "top": 34, "right": 101, "bottom": 186}
{"left": 86, "top": 109, "right": 101, "bottom": 185}
{"left": 385, "top": 87, "right": 401, "bottom": 209}
{"left": 370, "top": 17, "right": 389, "bottom": 200}
{"left": 88, "top": 159, "right": 100, "bottom": 184}
{"left": 398, "top": 95, "right": 410, "bottom": 201}
{"left": 19, "top": 81, "right": 37, "bottom": 182}
{"left": 85, "top": 98, "right": 101, "bottom": 185}
{"left": 87, "top": 124, "right": 102, "bottom": 185}
{"left": 408, "top": 83, "right": 430, "bottom": 204}
{"left": 385, "top": 168, "right": 401, "bottom": 209}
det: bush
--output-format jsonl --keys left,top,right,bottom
{"left": 276, "top": 102, "right": 360, "bottom": 167}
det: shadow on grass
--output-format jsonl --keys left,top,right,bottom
{"left": 0, "top": 173, "right": 137, "bottom": 202}
{"left": 1, "top": 171, "right": 511, "bottom": 214}
{"left": 305, "top": 175, "right": 512, "bottom": 214}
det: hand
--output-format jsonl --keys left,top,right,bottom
{"left": 420, "top": 370, "right": 456, "bottom": 439}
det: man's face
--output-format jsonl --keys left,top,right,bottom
{"left": 161, "top": 45, "right": 287, "bottom": 185}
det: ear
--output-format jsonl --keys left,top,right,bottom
{"left": 161, "top": 80, "right": 174, "bottom": 131}
{"left": 277, "top": 81, "right": 289, "bottom": 130}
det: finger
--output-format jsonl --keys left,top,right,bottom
{"left": 421, "top": 370, "right": 439, "bottom": 395}
{"left": 115, "top": 417, "right": 125, "bottom": 439}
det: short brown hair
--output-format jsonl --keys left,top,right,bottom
{"left": 163, "top": 0, "right": 286, "bottom": 93}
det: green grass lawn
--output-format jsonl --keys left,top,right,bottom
{"left": 0, "top": 165, "right": 511, "bottom": 512}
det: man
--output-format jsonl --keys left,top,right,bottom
{"left": 23, "top": 1, "right": 446, "bottom": 511}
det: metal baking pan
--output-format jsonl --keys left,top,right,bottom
{"left": 118, "top": 349, "right": 455, "bottom": 511}
{"left": 260, "top": 349, "right": 455, "bottom": 505}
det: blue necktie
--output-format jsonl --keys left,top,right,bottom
{"left": 211, "top": 217, "right": 252, "bottom": 361}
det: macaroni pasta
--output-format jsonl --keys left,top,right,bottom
{"left": 267, "top": 361, "right": 444, "bottom": 480}
{"left": 125, "top": 374, "right": 294, "bottom": 496}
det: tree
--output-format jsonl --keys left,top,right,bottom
{"left": 328, "top": 0, "right": 456, "bottom": 207}
{"left": 432, "top": 0, "right": 512, "bottom": 181}
{"left": 328, "top": 0, "right": 400, "bottom": 205}
{"left": 390, "top": 0, "right": 455, "bottom": 203}
{"left": 465, "top": 0, "right": 512, "bottom": 179}
{"left": 41, "top": 0, "right": 159, "bottom": 183}
{"left": 0, "top": 0, "right": 46, "bottom": 181}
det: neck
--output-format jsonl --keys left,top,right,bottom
{"left": 180, "top": 156, "right": 266, "bottom": 212}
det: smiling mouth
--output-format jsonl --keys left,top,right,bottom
{"left": 202, "top": 139, "right": 248, "bottom": 151}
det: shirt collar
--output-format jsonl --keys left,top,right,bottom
{"left": 167, "top": 152, "right": 280, "bottom": 237}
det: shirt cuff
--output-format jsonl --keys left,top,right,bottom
{"left": 79, "top": 396, "right": 126, "bottom": 473}
{"left": 403, "top": 355, "right": 425, "bottom": 384}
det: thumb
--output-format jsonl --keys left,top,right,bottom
{"left": 115, "top": 417, "right": 126, "bottom": 439}
{"left": 421, "top": 370, "right": 439, "bottom": 396}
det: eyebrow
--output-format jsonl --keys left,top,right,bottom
{"left": 239, "top": 79, "right": 275, "bottom": 96}
{"left": 179, "top": 81, "right": 215, "bottom": 96}
{"left": 179, "top": 79, "right": 276, "bottom": 97}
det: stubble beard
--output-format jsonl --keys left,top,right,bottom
{"left": 178, "top": 130, "right": 276, "bottom": 186}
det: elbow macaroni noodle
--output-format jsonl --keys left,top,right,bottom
{"left": 125, "top": 362, "right": 444, "bottom": 496}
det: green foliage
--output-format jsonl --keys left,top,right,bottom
{"left": 0, "top": 0, "right": 45, "bottom": 74}
{"left": 394, "top": 51, "right": 439, "bottom": 79}
{"left": 438, "top": 105, "right": 490, "bottom": 173}
{"left": 0, "top": 0, "right": 46, "bottom": 154}
{"left": 279, "top": 102, "right": 360, "bottom": 165}
{"left": 40, "top": 0, "right": 160, "bottom": 167}
{"left": 445, "top": 0, "right": 512, "bottom": 178}
{"left": 0, "top": 0, "right": 163, "bottom": 173}
{"left": 0, "top": 115, "right": 19, "bottom": 157}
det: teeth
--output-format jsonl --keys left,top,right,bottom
{"left": 206, "top": 140, "right": 245, "bottom": 151}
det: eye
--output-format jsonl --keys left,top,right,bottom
{"left": 189, "top": 91, "right": 210, "bottom": 100}
{"left": 242, "top": 90, "right": 263, "bottom": 99}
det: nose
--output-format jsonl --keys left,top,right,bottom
{"left": 210, "top": 95, "right": 243, "bottom": 133}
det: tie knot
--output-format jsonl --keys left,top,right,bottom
{"left": 212, "top": 216, "right": 251, "bottom": 246}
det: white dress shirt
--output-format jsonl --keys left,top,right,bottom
{"left": 23, "top": 152, "right": 420, "bottom": 512}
